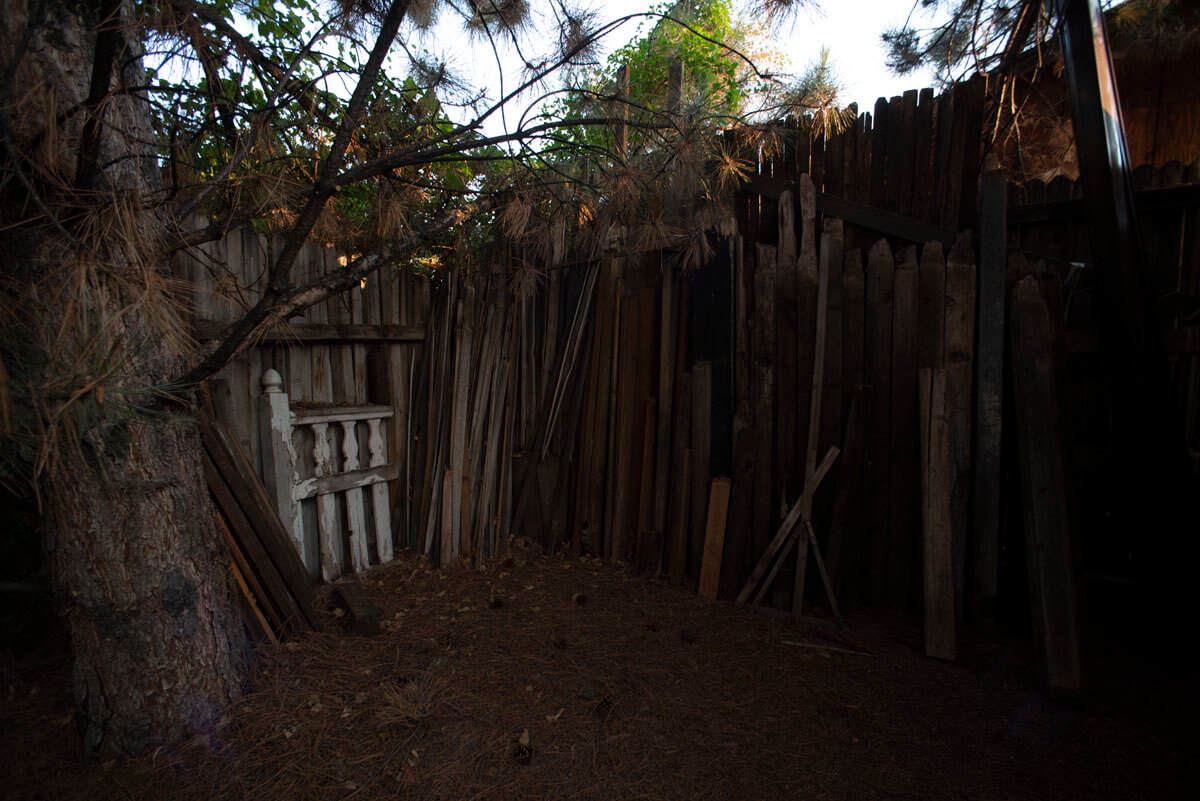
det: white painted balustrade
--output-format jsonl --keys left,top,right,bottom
{"left": 259, "top": 368, "right": 396, "bottom": 581}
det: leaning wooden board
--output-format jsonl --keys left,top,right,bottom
{"left": 201, "top": 418, "right": 323, "bottom": 633}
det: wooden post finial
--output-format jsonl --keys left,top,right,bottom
{"left": 262, "top": 368, "right": 283, "bottom": 393}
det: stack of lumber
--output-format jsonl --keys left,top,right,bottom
{"left": 201, "top": 419, "right": 322, "bottom": 640}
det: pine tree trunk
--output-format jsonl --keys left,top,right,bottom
{"left": 1, "top": 0, "right": 247, "bottom": 754}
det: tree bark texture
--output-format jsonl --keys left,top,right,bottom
{"left": 1, "top": 0, "right": 246, "bottom": 755}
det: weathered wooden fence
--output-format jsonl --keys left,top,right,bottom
{"left": 176, "top": 223, "right": 427, "bottom": 579}
{"left": 184, "top": 75, "right": 1200, "bottom": 662}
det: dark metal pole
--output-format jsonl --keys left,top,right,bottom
{"left": 1052, "top": 0, "right": 1188, "bottom": 607}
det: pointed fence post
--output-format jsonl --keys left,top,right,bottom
{"left": 259, "top": 369, "right": 306, "bottom": 570}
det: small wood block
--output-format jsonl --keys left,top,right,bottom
{"left": 332, "top": 579, "right": 382, "bottom": 637}
{"left": 698, "top": 478, "right": 733, "bottom": 599}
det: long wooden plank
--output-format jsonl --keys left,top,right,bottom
{"left": 635, "top": 398, "right": 659, "bottom": 574}
{"left": 775, "top": 191, "right": 800, "bottom": 522}
{"left": 971, "top": 160, "right": 1006, "bottom": 619}
{"left": 920, "top": 368, "right": 955, "bottom": 660}
{"left": 792, "top": 203, "right": 832, "bottom": 619}
{"left": 944, "top": 234, "right": 976, "bottom": 621}
{"left": 201, "top": 420, "right": 321, "bottom": 629}
{"left": 815, "top": 193, "right": 959, "bottom": 249}
{"left": 752, "top": 243, "right": 777, "bottom": 565}
{"left": 652, "top": 265, "right": 677, "bottom": 541}
{"left": 1009, "top": 275, "right": 1081, "bottom": 695}
{"left": 203, "top": 451, "right": 304, "bottom": 637}
{"left": 889, "top": 246, "right": 920, "bottom": 608}
{"left": 697, "top": 478, "right": 733, "bottom": 599}
{"left": 213, "top": 483, "right": 285, "bottom": 637}
{"left": 796, "top": 175, "right": 819, "bottom": 499}
{"left": 864, "top": 239, "right": 894, "bottom": 605}
{"left": 689, "top": 361, "right": 713, "bottom": 577}
{"left": 667, "top": 374, "right": 694, "bottom": 584}
{"left": 820, "top": 219, "right": 845, "bottom": 463}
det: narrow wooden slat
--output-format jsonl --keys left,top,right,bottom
{"left": 689, "top": 361, "right": 713, "bottom": 577}
{"left": 776, "top": 191, "right": 801, "bottom": 520}
{"left": 920, "top": 368, "right": 955, "bottom": 660}
{"left": 311, "top": 422, "right": 343, "bottom": 581}
{"left": 864, "top": 239, "right": 894, "bottom": 604}
{"left": 752, "top": 243, "right": 777, "bottom": 565}
{"left": 820, "top": 219, "right": 845, "bottom": 463}
{"left": 367, "top": 418, "right": 393, "bottom": 563}
{"left": 200, "top": 424, "right": 317, "bottom": 633}
{"left": 213, "top": 481, "right": 286, "bottom": 637}
{"left": 944, "top": 234, "right": 977, "bottom": 619}
{"left": 889, "top": 246, "right": 920, "bottom": 608}
{"left": 636, "top": 398, "right": 659, "bottom": 574}
{"left": 698, "top": 478, "right": 733, "bottom": 599}
{"left": 972, "top": 160, "right": 1006, "bottom": 619}
{"left": 341, "top": 420, "right": 370, "bottom": 572}
{"left": 796, "top": 176, "right": 819, "bottom": 495}
{"left": 793, "top": 207, "right": 832, "bottom": 618}
{"left": 652, "top": 264, "right": 677, "bottom": 540}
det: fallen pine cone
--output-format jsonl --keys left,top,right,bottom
{"left": 572, "top": 592, "right": 587, "bottom": 605}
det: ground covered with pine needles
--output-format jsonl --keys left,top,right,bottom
{"left": 5, "top": 543, "right": 1195, "bottom": 800}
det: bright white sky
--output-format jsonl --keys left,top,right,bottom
{"left": 405, "top": 0, "right": 941, "bottom": 136}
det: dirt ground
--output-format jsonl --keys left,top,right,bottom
{"left": 4, "top": 543, "right": 1195, "bottom": 801}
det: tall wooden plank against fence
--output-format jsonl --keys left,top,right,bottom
{"left": 690, "top": 361, "right": 713, "bottom": 578}
{"left": 792, "top": 214, "right": 832, "bottom": 618}
{"left": 945, "top": 234, "right": 976, "bottom": 620}
{"left": 919, "top": 367, "right": 955, "bottom": 661}
{"left": 698, "top": 478, "right": 733, "bottom": 599}
{"left": 1009, "top": 275, "right": 1081, "bottom": 696}
{"left": 864, "top": 239, "right": 894, "bottom": 604}
{"left": 889, "top": 246, "right": 920, "bottom": 608}
{"left": 776, "top": 191, "right": 800, "bottom": 519}
{"left": 797, "top": 176, "right": 819, "bottom": 486}
{"left": 820, "top": 219, "right": 845, "bottom": 464}
{"left": 752, "top": 243, "right": 777, "bottom": 564}
{"left": 972, "top": 160, "right": 1006, "bottom": 619}
{"left": 653, "top": 264, "right": 678, "bottom": 542}
{"left": 668, "top": 373, "right": 693, "bottom": 584}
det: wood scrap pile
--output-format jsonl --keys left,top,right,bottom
{"left": 201, "top": 419, "right": 322, "bottom": 640}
